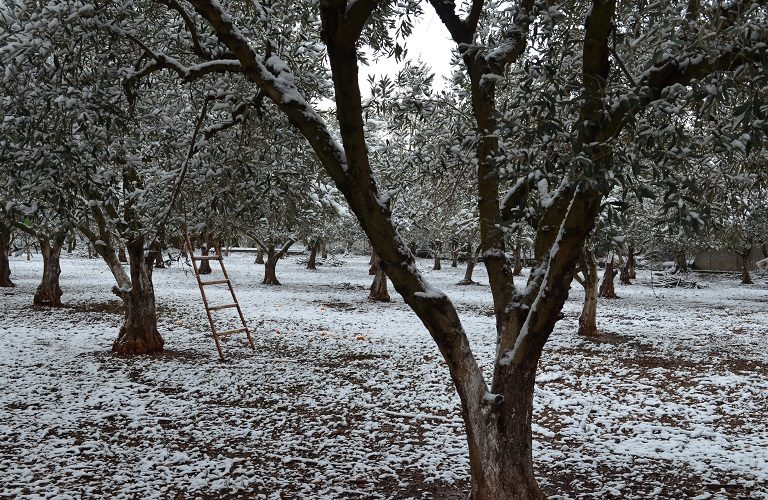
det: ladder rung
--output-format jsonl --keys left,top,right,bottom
{"left": 200, "top": 279, "right": 230, "bottom": 286}
{"left": 207, "top": 303, "right": 239, "bottom": 311}
{"left": 215, "top": 327, "right": 248, "bottom": 337}
{"left": 193, "top": 255, "right": 222, "bottom": 261}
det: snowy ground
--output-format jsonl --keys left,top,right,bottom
{"left": 1, "top": 251, "right": 766, "bottom": 499}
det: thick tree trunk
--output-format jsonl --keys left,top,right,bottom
{"left": 369, "top": 253, "right": 390, "bottom": 302}
{"left": 433, "top": 239, "right": 442, "bottom": 270}
{"left": 254, "top": 247, "right": 264, "bottom": 264}
{"left": 457, "top": 240, "right": 477, "bottom": 285}
{"left": 0, "top": 223, "right": 14, "bottom": 287}
{"left": 262, "top": 238, "right": 294, "bottom": 285}
{"left": 307, "top": 240, "right": 319, "bottom": 270}
{"left": 513, "top": 244, "right": 523, "bottom": 276}
{"left": 599, "top": 256, "right": 618, "bottom": 299}
{"left": 739, "top": 251, "right": 754, "bottom": 284}
{"left": 467, "top": 358, "right": 545, "bottom": 500}
{"left": 578, "top": 249, "right": 599, "bottom": 337}
{"left": 112, "top": 241, "right": 163, "bottom": 355}
{"left": 33, "top": 237, "right": 64, "bottom": 307}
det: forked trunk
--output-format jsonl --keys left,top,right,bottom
{"left": 433, "top": 240, "right": 442, "bottom": 270}
{"left": 740, "top": 251, "right": 754, "bottom": 284}
{"left": 458, "top": 240, "right": 477, "bottom": 285}
{"left": 33, "top": 237, "right": 64, "bottom": 307}
{"left": 0, "top": 223, "right": 13, "bottom": 287}
{"left": 578, "top": 249, "right": 599, "bottom": 337}
{"left": 599, "top": 256, "right": 618, "bottom": 299}
{"left": 307, "top": 240, "right": 319, "bottom": 270}
{"left": 112, "top": 242, "right": 163, "bottom": 355}
{"left": 513, "top": 244, "right": 523, "bottom": 276}
{"left": 369, "top": 253, "right": 390, "bottom": 302}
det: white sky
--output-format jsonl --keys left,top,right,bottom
{"left": 359, "top": 11, "right": 455, "bottom": 96}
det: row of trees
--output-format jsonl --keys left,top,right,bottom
{"left": 2, "top": 0, "right": 767, "bottom": 497}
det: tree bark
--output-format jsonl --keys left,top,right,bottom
{"left": 369, "top": 250, "right": 378, "bottom": 275}
{"left": 33, "top": 235, "right": 65, "bottom": 307}
{"left": 451, "top": 239, "right": 459, "bottom": 267}
{"left": 254, "top": 247, "right": 264, "bottom": 264}
{"left": 673, "top": 251, "right": 688, "bottom": 274}
{"left": 198, "top": 242, "right": 212, "bottom": 274}
{"left": 118, "top": 245, "right": 127, "bottom": 263}
{"left": 154, "top": 250, "right": 166, "bottom": 269}
{"left": 739, "top": 250, "right": 754, "bottom": 284}
{"left": 369, "top": 253, "right": 390, "bottom": 302}
{"left": 433, "top": 239, "right": 442, "bottom": 270}
{"left": 307, "top": 240, "right": 319, "bottom": 270}
{"left": 577, "top": 248, "right": 599, "bottom": 337}
{"left": 457, "top": 239, "right": 477, "bottom": 285}
{"left": 262, "top": 238, "right": 295, "bottom": 285}
{"left": 112, "top": 240, "right": 164, "bottom": 355}
{"left": 321, "top": 242, "right": 328, "bottom": 259}
{"left": 599, "top": 255, "right": 618, "bottom": 299}
{"left": 513, "top": 243, "right": 523, "bottom": 276}
{"left": 0, "top": 222, "right": 14, "bottom": 287}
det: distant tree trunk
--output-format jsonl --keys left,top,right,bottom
{"left": 254, "top": 247, "right": 264, "bottom": 264}
{"left": 262, "top": 238, "right": 295, "bottom": 285}
{"left": 33, "top": 235, "right": 65, "bottom": 307}
{"left": 369, "top": 253, "right": 390, "bottom": 302}
{"left": 118, "top": 245, "right": 127, "bottom": 263}
{"left": 66, "top": 234, "right": 75, "bottom": 254}
{"left": 154, "top": 250, "right": 166, "bottom": 269}
{"left": 112, "top": 240, "right": 164, "bottom": 355}
{"left": 628, "top": 243, "right": 637, "bottom": 279}
{"left": 451, "top": 239, "right": 459, "bottom": 267}
{"left": 738, "top": 249, "right": 754, "bottom": 285}
{"left": 577, "top": 248, "right": 599, "bottom": 337}
{"left": 307, "top": 240, "right": 320, "bottom": 270}
{"left": 433, "top": 239, "right": 442, "bottom": 270}
{"left": 408, "top": 241, "right": 417, "bottom": 257}
{"left": 673, "top": 251, "right": 688, "bottom": 274}
{"left": 599, "top": 255, "right": 618, "bottom": 299}
{"left": 198, "top": 243, "right": 212, "bottom": 274}
{"left": 457, "top": 239, "right": 477, "bottom": 285}
{"left": 369, "top": 250, "right": 378, "bottom": 275}
{"left": 321, "top": 242, "right": 328, "bottom": 259}
{"left": 0, "top": 222, "right": 14, "bottom": 287}
{"left": 513, "top": 243, "right": 523, "bottom": 276}
{"left": 620, "top": 246, "right": 632, "bottom": 284}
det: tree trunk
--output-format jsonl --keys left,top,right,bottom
{"left": 112, "top": 241, "right": 163, "bottom": 355}
{"left": 369, "top": 250, "right": 379, "bottom": 275}
{"left": 198, "top": 243, "right": 212, "bottom": 274}
{"left": 33, "top": 237, "right": 64, "bottom": 307}
{"left": 262, "top": 238, "right": 290, "bottom": 285}
{"left": 154, "top": 250, "right": 166, "bottom": 269}
{"left": 627, "top": 243, "right": 636, "bottom": 279}
{"left": 66, "top": 234, "right": 75, "bottom": 254}
{"left": 118, "top": 245, "right": 127, "bottom": 263}
{"left": 321, "top": 242, "right": 328, "bottom": 259}
{"left": 369, "top": 253, "right": 390, "bottom": 302}
{"left": 255, "top": 247, "right": 264, "bottom": 264}
{"left": 457, "top": 240, "right": 477, "bottom": 285}
{"left": 467, "top": 358, "right": 545, "bottom": 500}
{"left": 740, "top": 251, "right": 754, "bottom": 284}
{"left": 513, "top": 244, "right": 523, "bottom": 276}
{"left": 0, "top": 223, "right": 14, "bottom": 287}
{"left": 307, "top": 240, "right": 319, "bottom": 270}
{"left": 599, "top": 256, "right": 618, "bottom": 299}
{"left": 673, "top": 251, "right": 687, "bottom": 274}
{"left": 433, "top": 239, "right": 442, "bottom": 270}
{"left": 619, "top": 247, "right": 632, "bottom": 285}
{"left": 451, "top": 240, "right": 459, "bottom": 267}
{"left": 578, "top": 249, "right": 599, "bottom": 337}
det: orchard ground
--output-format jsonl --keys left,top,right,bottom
{"left": 1, "top": 252, "right": 766, "bottom": 499}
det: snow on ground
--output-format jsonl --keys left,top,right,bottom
{"left": 1, "top": 252, "right": 766, "bottom": 499}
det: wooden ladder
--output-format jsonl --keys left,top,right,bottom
{"left": 186, "top": 237, "right": 255, "bottom": 360}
